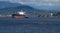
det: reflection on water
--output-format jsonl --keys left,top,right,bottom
{"left": 0, "top": 17, "right": 60, "bottom": 33}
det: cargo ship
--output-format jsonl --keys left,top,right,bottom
{"left": 12, "top": 10, "right": 28, "bottom": 18}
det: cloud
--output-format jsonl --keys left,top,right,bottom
{"left": 21, "top": 0, "right": 60, "bottom": 6}
{"left": 0, "top": 0, "right": 60, "bottom": 6}
{"left": 44, "top": 0, "right": 60, "bottom": 2}
{"left": 18, "top": 2, "right": 25, "bottom": 4}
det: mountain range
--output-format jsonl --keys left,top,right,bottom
{"left": 0, "top": 1, "right": 60, "bottom": 15}
{"left": 0, "top": 1, "right": 22, "bottom": 9}
{"left": 0, "top": 1, "right": 42, "bottom": 14}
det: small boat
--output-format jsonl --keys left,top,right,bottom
{"left": 12, "top": 14, "right": 26, "bottom": 18}
{"left": 12, "top": 10, "right": 28, "bottom": 18}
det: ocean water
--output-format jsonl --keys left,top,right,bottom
{"left": 0, "top": 17, "right": 60, "bottom": 33}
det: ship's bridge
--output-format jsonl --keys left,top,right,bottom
{"left": 18, "top": 10, "right": 26, "bottom": 15}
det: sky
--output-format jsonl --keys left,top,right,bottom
{"left": 0, "top": 0, "right": 60, "bottom": 10}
